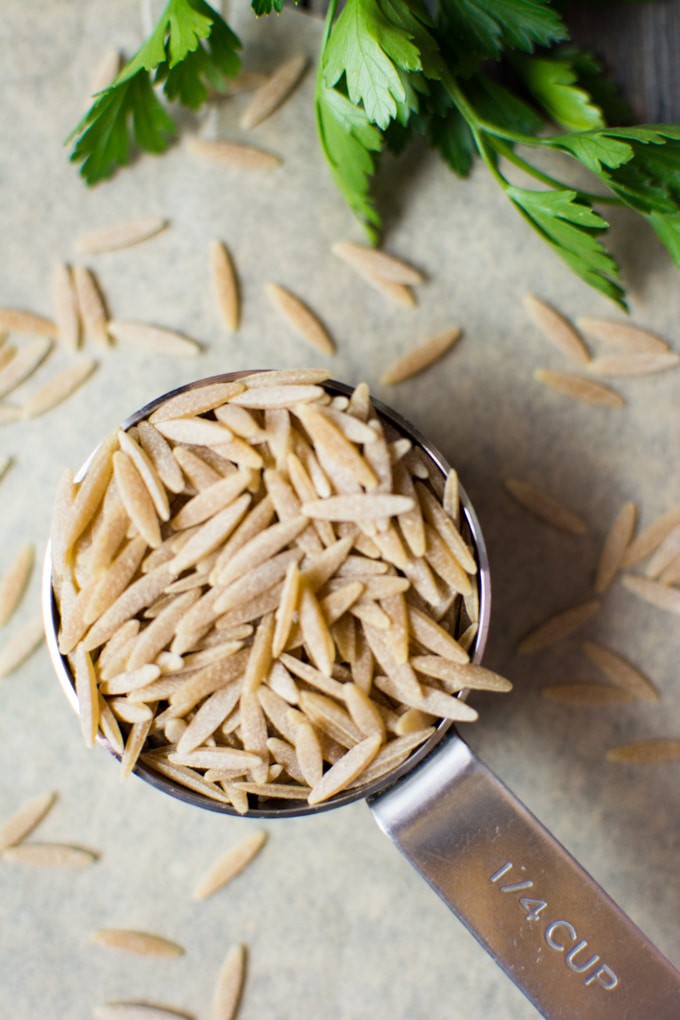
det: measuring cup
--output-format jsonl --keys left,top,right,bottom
{"left": 42, "top": 374, "right": 680, "bottom": 1019}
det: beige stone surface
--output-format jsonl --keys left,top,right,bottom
{"left": 0, "top": 3, "right": 678, "bottom": 1019}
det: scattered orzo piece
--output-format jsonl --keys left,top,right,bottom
{"left": 76, "top": 217, "right": 168, "bottom": 254}
{"left": 0, "top": 308, "right": 56, "bottom": 337}
{"left": 542, "top": 684, "right": 634, "bottom": 706}
{"left": 659, "top": 554, "right": 680, "bottom": 586}
{"left": 581, "top": 640, "right": 658, "bottom": 701}
{"left": 517, "top": 599, "right": 600, "bottom": 654}
{"left": 0, "top": 403, "right": 21, "bottom": 424}
{"left": 331, "top": 241, "right": 425, "bottom": 286}
{"left": 645, "top": 525, "right": 680, "bottom": 579}
{"left": 533, "top": 369, "right": 624, "bottom": 407}
{"left": 621, "top": 505, "right": 680, "bottom": 567}
{"left": 0, "top": 342, "right": 15, "bottom": 371}
{"left": 265, "top": 284, "right": 335, "bottom": 355}
{"left": 193, "top": 831, "right": 267, "bottom": 899}
{"left": 108, "top": 321, "right": 201, "bottom": 357}
{"left": 210, "top": 241, "right": 240, "bottom": 332}
{"left": 621, "top": 575, "right": 680, "bottom": 616}
{"left": 22, "top": 357, "right": 98, "bottom": 419}
{"left": 52, "top": 263, "right": 81, "bottom": 350}
{"left": 221, "top": 69, "right": 268, "bottom": 95}
{"left": 0, "top": 614, "right": 44, "bottom": 678}
{"left": 0, "top": 543, "right": 34, "bottom": 627}
{"left": 606, "top": 739, "right": 680, "bottom": 764}
{"left": 210, "top": 944, "right": 246, "bottom": 1020}
{"left": 91, "top": 929, "right": 185, "bottom": 958}
{"left": 576, "top": 318, "right": 672, "bottom": 354}
{"left": 73, "top": 266, "right": 110, "bottom": 347}
{"left": 49, "top": 373, "right": 498, "bottom": 811}
{"left": 2, "top": 842, "right": 98, "bottom": 867}
{"left": 0, "top": 791, "right": 57, "bottom": 854}
{"left": 522, "top": 294, "right": 590, "bottom": 364}
{"left": 93, "top": 1003, "right": 194, "bottom": 1020}
{"left": 587, "top": 352, "right": 680, "bottom": 377}
{"left": 0, "top": 337, "right": 53, "bottom": 400}
{"left": 504, "top": 478, "right": 587, "bottom": 535}
{"left": 186, "top": 138, "right": 282, "bottom": 170}
{"left": 239, "top": 54, "right": 308, "bottom": 130}
{"left": 380, "top": 328, "right": 461, "bottom": 386}
{"left": 594, "top": 501, "right": 636, "bottom": 593}
{"left": 363, "top": 277, "right": 417, "bottom": 308}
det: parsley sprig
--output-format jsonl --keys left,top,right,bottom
{"left": 69, "top": 0, "right": 680, "bottom": 306}
{"left": 68, "top": 0, "right": 240, "bottom": 184}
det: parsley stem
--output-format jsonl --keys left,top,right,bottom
{"left": 315, "top": 0, "right": 339, "bottom": 127}
{"left": 491, "top": 139, "right": 623, "bottom": 207}
{"left": 444, "top": 77, "right": 509, "bottom": 188}
{"left": 320, "top": 0, "right": 339, "bottom": 56}
{"left": 445, "top": 77, "right": 623, "bottom": 207}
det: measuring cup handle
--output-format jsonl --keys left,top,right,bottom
{"left": 368, "top": 732, "right": 679, "bottom": 1020}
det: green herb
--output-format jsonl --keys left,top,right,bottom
{"left": 68, "top": 0, "right": 240, "bottom": 184}
{"left": 69, "top": 0, "right": 680, "bottom": 306}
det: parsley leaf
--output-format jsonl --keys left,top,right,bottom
{"left": 69, "top": 0, "right": 241, "bottom": 183}
{"left": 505, "top": 186, "right": 626, "bottom": 306}
{"left": 437, "top": 0, "right": 568, "bottom": 62}
{"left": 511, "top": 51, "right": 605, "bottom": 131}
{"left": 426, "top": 74, "right": 541, "bottom": 178}
{"left": 69, "top": 73, "right": 176, "bottom": 184}
{"left": 466, "top": 74, "right": 543, "bottom": 136}
{"left": 251, "top": 0, "right": 288, "bottom": 14}
{"left": 156, "top": 9, "right": 241, "bottom": 107}
{"left": 647, "top": 212, "right": 680, "bottom": 268}
{"left": 316, "top": 80, "right": 383, "bottom": 238}
{"left": 117, "top": 0, "right": 215, "bottom": 82}
{"left": 323, "top": 0, "right": 416, "bottom": 129}
{"left": 429, "top": 102, "right": 478, "bottom": 177}
{"left": 547, "top": 127, "right": 680, "bottom": 214}
{"left": 557, "top": 47, "right": 632, "bottom": 126}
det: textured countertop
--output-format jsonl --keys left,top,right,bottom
{"left": 0, "top": 3, "right": 678, "bottom": 1019}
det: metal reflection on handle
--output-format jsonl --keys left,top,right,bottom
{"left": 369, "top": 733, "right": 680, "bottom": 1020}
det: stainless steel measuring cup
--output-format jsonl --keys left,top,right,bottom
{"left": 43, "top": 373, "right": 680, "bottom": 1019}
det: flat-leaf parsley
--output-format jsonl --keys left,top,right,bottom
{"left": 68, "top": 0, "right": 680, "bottom": 306}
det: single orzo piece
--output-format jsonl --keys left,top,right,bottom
{"left": 0, "top": 543, "right": 34, "bottom": 627}
{"left": 186, "top": 138, "right": 282, "bottom": 170}
{"left": 380, "top": 328, "right": 462, "bottom": 386}
{"left": 193, "top": 831, "right": 267, "bottom": 900}
{"left": 533, "top": 369, "right": 624, "bottom": 408}
{"left": 75, "top": 217, "right": 168, "bottom": 254}
{"left": 265, "top": 284, "right": 335, "bottom": 355}
{"left": 2, "top": 842, "right": 98, "bottom": 867}
{"left": 594, "top": 502, "right": 636, "bottom": 593}
{"left": 504, "top": 478, "right": 587, "bottom": 536}
{"left": 523, "top": 294, "right": 590, "bottom": 365}
{"left": 0, "top": 791, "right": 58, "bottom": 854}
{"left": 240, "top": 54, "right": 308, "bottom": 130}
{"left": 210, "top": 241, "right": 240, "bottom": 333}
{"left": 606, "top": 739, "right": 680, "bottom": 764}
{"left": 210, "top": 944, "right": 246, "bottom": 1020}
{"left": 91, "top": 929, "right": 185, "bottom": 958}
{"left": 0, "top": 614, "right": 45, "bottom": 679}
{"left": 517, "top": 599, "right": 600, "bottom": 654}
